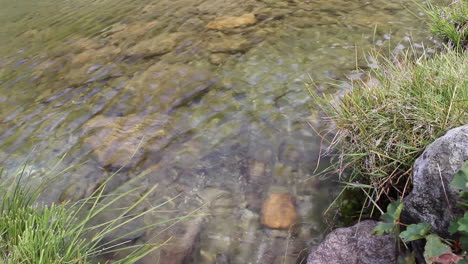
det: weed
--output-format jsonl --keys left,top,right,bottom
{"left": 0, "top": 158, "right": 188, "bottom": 263}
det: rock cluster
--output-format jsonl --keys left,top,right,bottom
{"left": 307, "top": 125, "right": 468, "bottom": 263}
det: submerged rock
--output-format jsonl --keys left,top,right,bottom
{"left": 125, "top": 63, "right": 218, "bottom": 113}
{"left": 206, "top": 13, "right": 257, "bottom": 30}
{"left": 307, "top": 220, "right": 397, "bottom": 264}
{"left": 140, "top": 217, "right": 204, "bottom": 264}
{"left": 128, "top": 33, "right": 187, "bottom": 57}
{"left": 209, "top": 53, "right": 229, "bottom": 65}
{"left": 403, "top": 124, "right": 468, "bottom": 237}
{"left": 261, "top": 193, "right": 297, "bottom": 229}
{"left": 207, "top": 35, "right": 252, "bottom": 54}
{"left": 82, "top": 113, "right": 172, "bottom": 169}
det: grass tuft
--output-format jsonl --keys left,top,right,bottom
{"left": 310, "top": 48, "right": 467, "bottom": 218}
{"left": 0, "top": 160, "right": 187, "bottom": 263}
{"left": 423, "top": 0, "right": 467, "bottom": 52}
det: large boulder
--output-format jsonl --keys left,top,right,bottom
{"left": 403, "top": 124, "right": 468, "bottom": 237}
{"left": 307, "top": 220, "right": 397, "bottom": 264}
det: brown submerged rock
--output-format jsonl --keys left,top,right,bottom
{"left": 261, "top": 193, "right": 298, "bottom": 229}
{"left": 125, "top": 63, "right": 218, "bottom": 113}
{"left": 129, "top": 33, "right": 186, "bottom": 57}
{"left": 82, "top": 113, "right": 171, "bottom": 169}
{"left": 206, "top": 13, "right": 257, "bottom": 30}
{"left": 207, "top": 35, "right": 252, "bottom": 54}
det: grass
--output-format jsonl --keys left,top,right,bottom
{"left": 422, "top": 0, "right": 467, "bottom": 52}
{"left": 310, "top": 13, "right": 467, "bottom": 221}
{"left": 0, "top": 158, "right": 188, "bottom": 263}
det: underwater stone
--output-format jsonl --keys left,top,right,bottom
{"left": 261, "top": 193, "right": 297, "bottom": 229}
{"left": 206, "top": 13, "right": 257, "bottom": 30}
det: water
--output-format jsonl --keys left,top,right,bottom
{"left": 0, "top": 0, "right": 435, "bottom": 263}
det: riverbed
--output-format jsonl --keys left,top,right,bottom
{"left": 0, "top": 0, "right": 435, "bottom": 263}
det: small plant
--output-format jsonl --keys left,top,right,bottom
{"left": 372, "top": 162, "right": 468, "bottom": 264}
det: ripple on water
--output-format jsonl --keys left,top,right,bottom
{"left": 0, "top": 0, "right": 435, "bottom": 262}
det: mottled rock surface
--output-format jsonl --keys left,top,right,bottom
{"left": 207, "top": 35, "right": 252, "bottom": 54}
{"left": 206, "top": 13, "right": 257, "bottom": 30}
{"left": 307, "top": 220, "right": 397, "bottom": 264}
{"left": 403, "top": 124, "right": 468, "bottom": 237}
{"left": 82, "top": 113, "right": 172, "bottom": 169}
{"left": 139, "top": 217, "right": 204, "bottom": 264}
{"left": 261, "top": 193, "right": 297, "bottom": 229}
{"left": 129, "top": 32, "right": 187, "bottom": 57}
{"left": 125, "top": 63, "right": 218, "bottom": 113}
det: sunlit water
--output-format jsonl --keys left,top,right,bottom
{"left": 0, "top": 0, "right": 436, "bottom": 263}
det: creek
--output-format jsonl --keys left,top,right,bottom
{"left": 0, "top": 0, "right": 435, "bottom": 263}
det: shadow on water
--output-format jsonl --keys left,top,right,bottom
{"left": 0, "top": 0, "right": 437, "bottom": 263}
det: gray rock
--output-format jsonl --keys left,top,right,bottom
{"left": 403, "top": 124, "right": 468, "bottom": 237}
{"left": 307, "top": 220, "right": 396, "bottom": 264}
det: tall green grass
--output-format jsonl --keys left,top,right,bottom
{"left": 0, "top": 160, "right": 186, "bottom": 263}
{"left": 311, "top": 47, "right": 467, "bottom": 218}
{"left": 423, "top": 0, "right": 467, "bottom": 52}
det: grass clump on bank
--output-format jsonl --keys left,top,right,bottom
{"left": 317, "top": 49, "right": 466, "bottom": 217}
{"left": 0, "top": 163, "right": 179, "bottom": 263}
{"left": 423, "top": 0, "right": 467, "bottom": 52}
{"left": 311, "top": 3, "right": 467, "bottom": 219}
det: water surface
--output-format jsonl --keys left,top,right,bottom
{"left": 0, "top": 0, "right": 435, "bottom": 263}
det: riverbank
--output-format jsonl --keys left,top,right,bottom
{"left": 309, "top": 0, "right": 467, "bottom": 262}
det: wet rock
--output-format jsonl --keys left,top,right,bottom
{"left": 216, "top": 253, "right": 230, "bottom": 264}
{"left": 261, "top": 193, "right": 297, "bottom": 229}
{"left": 403, "top": 125, "right": 468, "bottom": 237}
{"left": 82, "top": 113, "right": 172, "bottom": 169}
{"left": 104, "top": 21, "right": 160, "bottom": 42}
{"left": 209, "top": 53, "right": 229, "bottom": 65}
{"left": 199, "top": 188, "right": 235, "bottom": 215}
{"left": 207, "top": 35, "right": 253, "bottom": 54}
{"left": 125, "top": 63, "right": 218, "bottom": 113}
{"left": 70, "top": 47, "right": 119, "bottom": 66}
{"left": 307, "top": 220, "right": 397, "bottom": 264}
{"left": 178, "top": 17, "right": 205, "bottom": 32}
{"left": 206, "top": 13, "right": 257, "bottom": 30}
{"left": 129, "top": 33, "right": 186, "bottom": 57}
{"left": 139, "top": 217, "right": 204, "bottom": 264}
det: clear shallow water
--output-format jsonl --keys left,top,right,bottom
{"left": 0, "top": 0, "right": 435, "bottom": 263}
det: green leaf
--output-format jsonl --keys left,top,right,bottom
{"left": 372, "top": 200, "right": 404, "bottom": 235}
{"left": 456, "top": 212, "right": 468, "bottom": 233}
{"left": 451, "top": 161, "right": 468, "bottom": 191}
{"left": 373, "top": 222, "right": 397, "bottom": 235}
{"left": 461, "top": 235, "right": 468, "bottom": 252}
{"left": 400, "top": 222, "right": 431, "bottom": 242}
{"left": 449, "top": 219, "right": 460, "bottom": 235}
{"left": 383, "top": 200, "right": 404, "bottom": 222}
{"left": 424, "top": 234, "right": 452, "bottom": 264}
